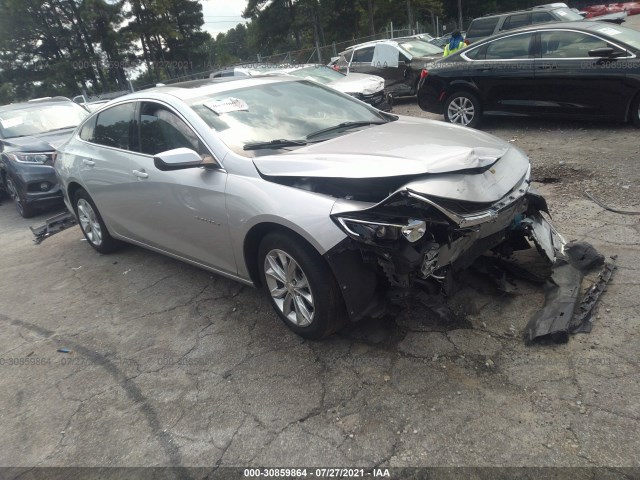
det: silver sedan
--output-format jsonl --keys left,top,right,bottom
{"left": 55, "top": 76, "right": 565, "bottom": 339}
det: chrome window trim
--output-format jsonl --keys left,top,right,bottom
{"left": 460, "top": 28, "right": 636, "bottom": 62}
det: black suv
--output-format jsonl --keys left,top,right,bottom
{"left": 466, "top": 4, "right": 588, "bottom": 44}
{"left": 0, "top": 97, "right": 88, "bottom": 217}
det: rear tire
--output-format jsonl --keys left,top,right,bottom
{"left": 72, "top": 188, "right": 121, "bottom": 253}
{"left": 258, "top": 231, "right": 347, "bottom": 339}
{"left": 444, "top": 91, "right": 482, "bottom": 128}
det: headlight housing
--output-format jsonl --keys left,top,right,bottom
{"left": 334, "top": 215, "right": 427, "bottom": 245}
{"left": 7, "top": 152, "right": 54, "bottom": 165}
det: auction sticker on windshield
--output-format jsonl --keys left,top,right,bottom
{"left": 204, "top": 97, "right": 249, "bottom": 115}
{"left": 597, "top": 27, "right": 622, "bottom": 36}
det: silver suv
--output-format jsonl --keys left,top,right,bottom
{"left": 465, "top": 4, "right": 585, "bottom": 44}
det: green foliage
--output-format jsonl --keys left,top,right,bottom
{"left": 0, "top": 0, "right": 564, "bottom": 103}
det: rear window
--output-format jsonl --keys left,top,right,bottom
{"left": 466, "top": 17, "right": 500, "bottom": 39}
{"left": 502, "top": 13, "right": 531, "bottom": 31}
{"left": 532, "top": 11, "right": 554, "bottom": 24}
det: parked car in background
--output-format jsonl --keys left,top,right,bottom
{"left": 331, "top": 39, "right": 443, "bottom": 97}
{"left": 269, "top": 65, "right": 390, "bottom": 111}
{"left": 428, "top": 32, "right": 467, "bottom": 48}
{"left": 211, "top": 65, "right": 390, "bottom": 111}
{"left": 464, "top": 3, "right": 624, "bottom": 44}
{"left": 0, "top": 97, "right": 89, "bottom": 217}
{"left": 55, "top": 76, "right": 571, "bottom": 339}
{"left": 417, "top": 22, "right": 640, "bottom": 128}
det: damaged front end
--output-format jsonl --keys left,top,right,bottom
{"left": 325, "top": 164, "right": 608, "bottom": 344}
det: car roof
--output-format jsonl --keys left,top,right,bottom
{"left": 116, "top": 76, "right": 301, "bottom": 102}
{"left": 339, "top": 38, "right": 408, "bottom": 54}
{"left": 485, "top": 20, "right": 627, "bottom": 38}
{"left": 0, "top": 97, "right": 75, "bottom": 112}
{"left": 473, "top": 3, "right": 568, "bottom": 20}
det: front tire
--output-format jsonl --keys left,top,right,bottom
{"left": 258, "top": 232, "right": 347, "bottom": 339}
{"left": 73, "top": 189, "right": 121, "bottom": 253}
{"left": 631, "top": 93, "right": 640, "bottom": 128}
{"left": 5, "top": 175, "right": 36, "bottom": 218}
{"left": 444, "top": 91, "right": 482, "bottom": 128}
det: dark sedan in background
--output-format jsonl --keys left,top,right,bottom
{"left": 0, "top": 97, "right": 88, "bottom": 217}
{"left": 417, "top": 22, "right": 640, "bottom": 128}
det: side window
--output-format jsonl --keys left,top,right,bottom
{"left": 540, "top": 31, "right": 609, "bottom": 58}
{"left": 466, "top": 17, "right": 500, "bottom": 39}
{"left": 464, "top": 43, "right": 488, "bottom": 60}
{"left": 485, "top": 33, "right": 534, "bottom": 59}
{"left": 92, "top": 102, "right": 135, "bottom": 150}
{"left": 78, "top": 115, "right": 97, "bottom": 142}
{"left": 532, "top": 12, "right": 554, "bottom": 24}
{"left": 352, "top": 46, "right": 375, "bottom": 63}
{"left": 502, "top": 13, "right": 531, "bottom": 31}
{"left": 338, "top": 51, "right": 353, "bottom": 66}
{"left": 139, "top": 102, "right": 206, "bottom": 157}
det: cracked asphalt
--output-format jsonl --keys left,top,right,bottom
{"left": 1, "top": 54, "right": 640, "bottom": 478}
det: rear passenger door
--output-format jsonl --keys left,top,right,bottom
{"left": 348, "top": 46, "right": 376, "bottom": 75}
{"left": 532, "top": 29, "right": 633, "bottom": 118}
{"left": 77, "top": 101, "right": 143, "bottom": 238}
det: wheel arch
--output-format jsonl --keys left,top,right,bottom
{"left": 626, "top": 90, "right": 640, "bottom": 125}
{"left": 243, "top": 222, "right": 324, "bottom": 288}
{"left": 67, "top": 181, "right": 85, "bottom": 204}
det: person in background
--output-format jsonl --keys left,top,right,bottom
{"left": 443, "top": 30, "right": 466, "bottom": 57}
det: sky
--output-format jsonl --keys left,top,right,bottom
{"left": 200, "top": 0, "right": 250, "bottom": 37}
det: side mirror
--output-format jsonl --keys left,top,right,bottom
{"left": 588, "top": 47, "right": 622, "bottom": 58}
{"left": 154, "top": 148, "right": 203, "bottom": 171}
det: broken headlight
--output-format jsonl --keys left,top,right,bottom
{"left": 334, "top": 215, "right": 427, "bottom": 245}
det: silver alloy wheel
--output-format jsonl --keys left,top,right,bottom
{"left": 264, "top": 249, "right": 315, "bottom": 327}
{"left": 5, "top": 177, "right": 23, "bottom": 214}
{"left": 447, "top": 96, "right": 475, "bottom": 126}
{"left": 77, "top": 198, "right": 103, "bottom": 246}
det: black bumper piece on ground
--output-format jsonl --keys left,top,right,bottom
{"left": 30, "top": 211, "right": 77, "bottom": 244}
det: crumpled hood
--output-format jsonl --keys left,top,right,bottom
{"left": 253, "top": 117, "right": 513, "bottom": 179}
{"left": 1, "top": 128, "right": 75, "bottom": 152}
{"left": 328, "top": 73, "right": 385, "bottom": 96}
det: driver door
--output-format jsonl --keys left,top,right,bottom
{"left": 124, "top": 101, "right": 236, "bottom": 275}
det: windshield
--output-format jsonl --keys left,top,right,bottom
{"left": 0, "top": 103, "right": 88, "bottom": 139}
{"left": 189, "top": 80, "right": 391, "bottom": 156}
{"left": 554, "top": 7, "right": 585, "bottom": 21}
{"left": 285, "top": 66, "right": 345, "bottom": 84}
{"left": 399, "top": 39, "right": 444, "bottom": 57}
{"left": 593, "top": 24, "right": 640, "bottom": 51}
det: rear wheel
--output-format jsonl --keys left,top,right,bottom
{"left": 258, "top": 232, "right": 347, "bottom": 339}
{"left": 631, "top": 93, "right": 640, "bottom": 128}
{"left": 444, "top": 91, "right": 482, "bottom": 128}
{"left": 5, "top": 175, "right": 36, "bottom": 218}
{"left": 73, "top": 189, "right": 121, "bottom": 253}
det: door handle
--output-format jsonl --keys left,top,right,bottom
{"left": 82, "top": 159, "right": 95, "bottom": 166}
{"left": 132, "top": 169, "right": 149, "bottom": 179}
{"left": 476, "top": 67, "right": 493, "bottom": 72}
